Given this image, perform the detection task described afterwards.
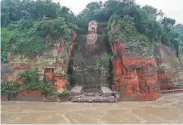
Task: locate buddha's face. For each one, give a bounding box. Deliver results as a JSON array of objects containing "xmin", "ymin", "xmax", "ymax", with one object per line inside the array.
[{"xmin": 88, "ymin": 20, "xmax": 98, "ymax": 33}]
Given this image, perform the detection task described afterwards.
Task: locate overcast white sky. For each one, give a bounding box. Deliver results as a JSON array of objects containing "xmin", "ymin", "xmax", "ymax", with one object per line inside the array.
[{"xmin": 53, "ymin": 0, "xmax": 183, "ymax": 24}]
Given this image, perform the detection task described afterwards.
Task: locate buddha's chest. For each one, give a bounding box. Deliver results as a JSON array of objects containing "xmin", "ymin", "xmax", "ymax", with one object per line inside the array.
[{"xmin": 80, "ymin": 36, "xmax": 107, "ymax": 57}]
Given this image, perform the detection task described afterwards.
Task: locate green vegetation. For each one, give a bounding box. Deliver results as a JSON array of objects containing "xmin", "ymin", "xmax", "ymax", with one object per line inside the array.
[
  {"xmin": 1, "ymin": 69, "xmax": 70, "ymax": 99},
  {"xmin": 1, "ymin": 0, "xmax": 183, "ymax": 63},
  {"xmin": 1, "ymin": 0, "xmax": 78, "ymax": 62},
  {"xmin": 1, "ymin": 82, "xmax": 23, "ymax": 99}
]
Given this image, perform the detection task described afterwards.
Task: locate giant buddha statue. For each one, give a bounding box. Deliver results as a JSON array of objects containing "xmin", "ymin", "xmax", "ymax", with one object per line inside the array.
[{"xmin": 69, "ymin": 20, "xmax": 114, "ymax": 102}]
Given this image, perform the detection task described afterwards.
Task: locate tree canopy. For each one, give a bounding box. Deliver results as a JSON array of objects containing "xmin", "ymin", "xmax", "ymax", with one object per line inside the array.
[{"xmin": 1, "ymin": 0, "xmax": 183, "ymax": 62}]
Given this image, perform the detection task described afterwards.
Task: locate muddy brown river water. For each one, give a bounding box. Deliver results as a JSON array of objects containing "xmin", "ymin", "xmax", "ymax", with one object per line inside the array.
[{"xmin": 1, "ymin": 93, "xmax": 183, "ymax": 124}]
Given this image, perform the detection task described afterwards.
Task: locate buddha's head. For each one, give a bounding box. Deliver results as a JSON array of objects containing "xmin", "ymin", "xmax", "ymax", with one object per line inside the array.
[{"xmin": 88, "ymin": 20, "xmax": 98, "ymax": 33}]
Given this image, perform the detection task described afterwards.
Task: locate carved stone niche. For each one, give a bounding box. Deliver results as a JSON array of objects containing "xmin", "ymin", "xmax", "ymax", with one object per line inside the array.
[
  {"xmin": 54, "ymin": 73, "xmax": 66, "ymax": 93},
  {"xmin": 69, "ymin": 20, "xmax": 112, "ymax": 100}
]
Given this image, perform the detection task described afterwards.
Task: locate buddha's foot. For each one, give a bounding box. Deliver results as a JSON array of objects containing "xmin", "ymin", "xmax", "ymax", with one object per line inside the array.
[
  {"xmin": 70, "ymin": 85, "xmax": 83, "ymax": 96},
  {"xmin": 101, "ymin": 86, "xmax": 113, "ymax": 97}
]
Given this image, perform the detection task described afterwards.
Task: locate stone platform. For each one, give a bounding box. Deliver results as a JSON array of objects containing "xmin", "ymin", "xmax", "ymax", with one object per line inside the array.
[
  {"xmin": 70, "ymin": 86, "xmax": 116, "ymax": 102},
  {"xmin": 71, "ymin": 95, "xmax": 116, "ymax": 102}
]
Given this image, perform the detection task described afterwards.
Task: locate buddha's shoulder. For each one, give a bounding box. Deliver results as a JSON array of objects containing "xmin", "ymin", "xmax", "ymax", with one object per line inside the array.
[{"xmin": 77, "ymin": 34, "xmax": 107, "ymax": 40}]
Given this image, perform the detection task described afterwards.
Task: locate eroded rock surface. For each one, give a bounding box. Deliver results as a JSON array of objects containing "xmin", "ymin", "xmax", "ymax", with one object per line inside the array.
[
  {"xmin": 2, "ymin": 32, "xmax": 77, "ymax": 94},
  {"xmin": 155, "ymin": 43, "xmax": 183, "ymax": 89},
  {"xmin": 1, "ymin": 20, "xmax": 183, "ymax": 102},
  {"xmin": 112, "ymin": 41, "xmax": 160, "ymax": 101}
]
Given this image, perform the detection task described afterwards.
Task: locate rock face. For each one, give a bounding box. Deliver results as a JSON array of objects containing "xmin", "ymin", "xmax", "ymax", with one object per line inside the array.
[
  {"xmin": 2, "ymin": 32, "xmax": 77, "ymax": 94},
  {"xmin": 112, "ymin": 41, "xmax": 160, "ymax": 101},
  {"xmin": 154, "ymin": 43, "xmax": 183, "ymax": 89},
  {"xmin": 2, "ymin": 20, "xmax": 183, "ymax": 102}
]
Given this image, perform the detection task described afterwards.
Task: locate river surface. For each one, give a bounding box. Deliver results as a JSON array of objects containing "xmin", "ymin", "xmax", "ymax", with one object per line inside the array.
[{"xmin": 1, "ymin": 93, "xmax": 183, "ymax": 124}]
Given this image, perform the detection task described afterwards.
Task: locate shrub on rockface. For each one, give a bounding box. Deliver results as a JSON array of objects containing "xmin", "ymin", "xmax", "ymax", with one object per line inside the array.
[
  {"xmin": 1, "ymin": 28, "xmax": 13, "ymax": 63},
  {"xmin": 107, "ymin": 15, "xmax": 153, "ymax": 56},
  {"xmin": 1, "ymin": 69, "xmax": 57, "ymax": 97},
  {"xmin": 1, "ymin": 17, "xmax": 77, "ymax": 60},
  {"xmin": 1, "ymin": 0, "xmax": 77, "ymax": 62}
]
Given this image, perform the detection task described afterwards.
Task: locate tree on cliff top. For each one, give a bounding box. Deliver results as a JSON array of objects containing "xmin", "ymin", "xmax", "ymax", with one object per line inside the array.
[
  {"xmin": 1, "ymin": 0, "xmax": 78, "ymax": 62},
  {"xmin": 1, "ymin": 0, "xmax": 183, "ymax": 62},
  {"xmin": 77, "ymin": 0, "xmax": 182, "ymax": 56}
]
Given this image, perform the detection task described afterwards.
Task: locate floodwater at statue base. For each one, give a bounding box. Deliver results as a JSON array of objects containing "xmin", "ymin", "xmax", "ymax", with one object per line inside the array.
[{"xmin": 1, "ymin": 93, "xmax": 183, "ymax": 124}]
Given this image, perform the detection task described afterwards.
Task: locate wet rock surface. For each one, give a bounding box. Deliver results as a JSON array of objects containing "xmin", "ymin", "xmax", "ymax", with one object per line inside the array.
[{"xmin": 2, "ymin": 93, "xmax": 183, "ymax": 124}]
